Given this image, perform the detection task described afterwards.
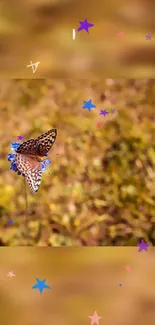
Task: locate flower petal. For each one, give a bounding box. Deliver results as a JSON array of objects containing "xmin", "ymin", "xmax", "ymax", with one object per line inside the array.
[
  {"xmin": 42, "ymin": 162, "xmax": 47, "ymax": 173},
  {"xmin": 10, "ymin": 162, "xmax": 17, "ymax": 171},
  {"xmin": 7, "ymin": 153, "xmax": 15, "ymax": 162},
  {"xmin": 44, "ymin": 159, "xmax": 51, "ymax": 166},
  {"xmin": 42, "ymin": 159, "xmax": 51, "ymax": 173},
  {"xmin": 10, "ymin": 142, "xmax": 21, "ymax": 151}
]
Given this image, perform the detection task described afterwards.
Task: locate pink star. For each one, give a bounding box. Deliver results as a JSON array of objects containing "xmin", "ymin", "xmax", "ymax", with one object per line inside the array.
[
  {"xmin": 146, "ymin": 33, "xmax": 152, "ymax": 40},
  {"xmin": 88, "ymin": 311, "xmax": 102, "ymax": 325},
  {"xmin": 118, "ymin": 32, "xmax": 124, "ymax": 38},
  {"xmin": 125, "ymin": 265, "xmax": 131, "ymax": 272},
  {"xmin": 7, "ymin": 271, "xmax": 15, "ymax": 277}
]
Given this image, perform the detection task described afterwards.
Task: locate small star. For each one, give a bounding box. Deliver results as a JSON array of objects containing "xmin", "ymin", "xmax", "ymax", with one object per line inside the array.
[
  {"xmin": 138, "ymin": 205, "xmax": 143, "ymax": 211},
  {"xmin": 17, "ymin": 135, "xmax": 24, "ymax": 141},
  {"xmin": 88, "ymin": 311, "xmax": 102, "ymax": 325},
  {"xmin": 146, "ymin": 34, "xmax": 152, "ymax": 40},
  {"xmin": 32, "ymin": 278, "xmax": 51, "ymax": 294},
  {"xmin": 99, "ymin": 109, "xmax": 109, "ymax": 116},
  {"xmin": 118, "ymin": 32, "xmax": 124, "ymax": 38},
  {"xmin": 82, "ymin": 99, "xmax": 96, "ymax": 111},
  {"xmin": 8, "ymin": 220, "xmax": 13, "ymax": 225},
  {"xmin": 110, "ymin": 108, "xmax": 116, "ymax": 114},
  {"xmin": 77, "ymin": 19, "xmax": 94, "ymax": 33},
  {"xmin": 97, "ymin": 122, "xmax": 102, "ymax": 128},
  {"xmin": 119, "ymin": 283, "xmax": 122, "ymax": 287},
  {"xmin": 7, "ymin": 271, "xmax": 15, "ymax": 277},
  {"xmin": 125, "ymin": 265, "xmax": 131, "ymax": 272},
  {"xmin": 137, "ymin": 239, "xmax": 150, "ymax": 252}
]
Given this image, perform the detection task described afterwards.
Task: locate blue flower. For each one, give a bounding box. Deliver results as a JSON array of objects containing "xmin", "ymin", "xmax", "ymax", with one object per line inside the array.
[
  {"xmin": 8, "ymin": 153, "xmax": 16, "ymax": 162},
  {"xmin": 10, "ymin": 142, "xmax": 21, "ymax": 151},
  {"xmin": 8, "ymin": 141, "xmax": 51, "ymax": 176},
  {"xmin": 42, "ymin": 159, "xmax": 51, "ymax": 172}
]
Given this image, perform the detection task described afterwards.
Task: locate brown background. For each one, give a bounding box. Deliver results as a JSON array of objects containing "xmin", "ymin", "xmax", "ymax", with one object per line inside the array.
[
  {"xmin": 0, "ymin": 0, "xmax": 154, "ymax": 78},
  {"xmin": 0, "ymin": 79, "xmax": 155, "ymax": 246},
  {"xmin": 1, "ymin": 1, "xmax": 155, "ymax": 324},
  {"xmin": 0, "ymin": 247, "xmax": 155, "ymax": 325}
]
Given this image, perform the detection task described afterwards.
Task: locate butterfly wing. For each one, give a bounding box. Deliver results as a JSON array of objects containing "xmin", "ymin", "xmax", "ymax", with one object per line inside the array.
[
  {"xmin": 36, "ymin": 128, "xmax": 57, "ymax": 156},
  {"xmin": 16, "ymin": 129, "xmax": 57, "ymax": 157},
  {"xmin": 15, "ymin": 153, "xmax": 42, "ymax": 193},
  {"xmin": 14, "ymin": 129, "xmax": 57, "ymax": 193},
  {"xmin": 16, "ymin": 139, "xmax": 37, "ymax": 155},
  {"xmin": 25, "ymin": 166, "xmax": 42, "ymax": 194}
]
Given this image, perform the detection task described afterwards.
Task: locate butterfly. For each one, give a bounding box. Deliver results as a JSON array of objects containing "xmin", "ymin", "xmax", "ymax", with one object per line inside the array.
[{"xmin": 15, "ymin": 129, "xmax": 57, "ymax": 194}]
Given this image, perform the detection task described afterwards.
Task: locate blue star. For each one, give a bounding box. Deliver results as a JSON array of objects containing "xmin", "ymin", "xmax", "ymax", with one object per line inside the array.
[
  {"xmin": 77, "ymin": 19, "xmax": 94, "ymax": 33},
  {"xmin": 82, "ymin": 99, "xmax": 96, "ymax": 111},
  {"xmin": 32, "ymin": 278, "xmax": 51, "ymax": 294},
  {"xmin": 99, "ymin": 109, "xmax": 109, "ymax": 116}
]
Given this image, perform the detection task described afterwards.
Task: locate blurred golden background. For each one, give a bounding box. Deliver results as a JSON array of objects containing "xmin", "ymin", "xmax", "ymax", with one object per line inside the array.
[
  {"xmin": 0, "ymin": 78, "xmax": 155, "ymax": 246},
  {"xmin": 0, "ymin": 247, "xmax": 155, "ymax": 325},
  {"xmin": 0, "ymin": 0, "xmax": 155, "ymax": 78}
]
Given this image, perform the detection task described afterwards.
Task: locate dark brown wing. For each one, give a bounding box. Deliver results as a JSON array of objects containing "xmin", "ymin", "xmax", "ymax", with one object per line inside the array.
[
  {"xmin": 36, "ymin": 128, "xmax": 57, "ymax": 156},
  {"xmin": 16, "ymin": 129, "xmax": 57, "ymax": 156},
  {"xmin": 16, "ymin": 138, "xmax": 37, "ymax": 155}
]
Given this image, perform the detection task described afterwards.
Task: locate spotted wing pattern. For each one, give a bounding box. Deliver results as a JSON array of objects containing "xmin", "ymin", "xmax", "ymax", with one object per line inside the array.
[
  {"xmin": 25, "ymin": 166, "xmax": 42, "ymax": 194},
  {"xmin": 16, "ymin": 129, "xmax": 57, "ymax": 156},
  {"xmin": 15, "ymin": 153, "xmax": 42, "ymax": 194}
]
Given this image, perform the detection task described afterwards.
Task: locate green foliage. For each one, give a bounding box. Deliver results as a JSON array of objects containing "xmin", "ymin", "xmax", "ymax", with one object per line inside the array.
[{"xmin": 0, "ymin": 79, "xmax": 155, "ymax": 246}]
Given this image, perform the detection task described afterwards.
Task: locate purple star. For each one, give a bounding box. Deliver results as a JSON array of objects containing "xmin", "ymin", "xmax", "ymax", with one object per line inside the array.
[
  {"xmin": 146, "ymin": 34, "xmax": 152, "ymax": 40},
  {"xmin": 8, "ymin": 220, "xmax": 13, "ymax": 225},
  {"xmin": 77, "ymin": 19, "xmax": 94, "ymax": 33},
  {"xmin": 17, "ymin": 135, "xmax": 24, "ymax": 141},
  {"xmin": 137, "ymin": 239, "xmax": 150, "ymax": 252},
  {"xmin": 99, "ymin": 109, "xmax": 109, "ymax": 116},
  {"xmin": 110, "ymin": 108, "xmax": 116, "ymax": 114}
]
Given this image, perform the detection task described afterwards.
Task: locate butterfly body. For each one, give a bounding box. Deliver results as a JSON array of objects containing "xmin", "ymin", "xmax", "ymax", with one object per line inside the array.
[{"xmin": 15, "ymin": 129, "xmax": 57, "ymax": 193}]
